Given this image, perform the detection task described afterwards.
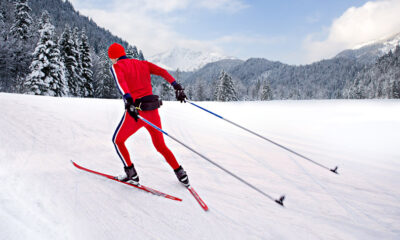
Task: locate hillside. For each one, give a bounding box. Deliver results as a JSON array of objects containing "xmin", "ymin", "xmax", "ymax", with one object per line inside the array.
[
  {"xmin": 179, "ymin": 57, "xmax": 365, "ymax": 100},
  {"xmin": 1, "ymin": 93, "xmax": 399, "ymax": 239},
  {"xmin": 177, "ymin": 33, "xmax": 400, "ymax": 101},
  {"xmin": 0, "ymin": 0, "xmax": 140, "ymax": 98},
  {"xmin": 336, "ymin": 32, "xmax": 400, "ymax": 64},
  {"xmin": 1, "ymin": 0, "xmax": 128, "ymax": 54}
]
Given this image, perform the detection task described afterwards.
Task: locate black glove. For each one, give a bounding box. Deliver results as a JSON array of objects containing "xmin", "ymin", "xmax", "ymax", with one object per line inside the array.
[
  {"xmin": 124, "ymin": 94, "xmax": 139, "ymax": 121},
  {"xmin": 173, "ymin": 83, "xmax": 187, "ymax": 103}
]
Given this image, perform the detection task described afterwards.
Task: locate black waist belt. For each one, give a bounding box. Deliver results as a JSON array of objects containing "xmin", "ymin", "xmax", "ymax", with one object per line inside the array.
[{"xmin": 134, "ymin": 95, "xmax": 162, "ymax": 111}]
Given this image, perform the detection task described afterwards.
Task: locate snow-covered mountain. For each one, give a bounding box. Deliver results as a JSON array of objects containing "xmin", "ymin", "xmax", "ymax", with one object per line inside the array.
[
  {"xmin": 335, "ymin": 32, "xmax": 400, "ymax": 64},
  {"xmin": 148, "ymin": 47, "xmax": 235, "ymax": 72}
]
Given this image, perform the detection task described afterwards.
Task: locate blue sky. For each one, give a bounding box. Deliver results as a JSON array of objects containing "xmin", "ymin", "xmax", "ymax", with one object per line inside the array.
[{"xmin": 69, "ymin": 0, "xmax": 400, "ymax": 65}]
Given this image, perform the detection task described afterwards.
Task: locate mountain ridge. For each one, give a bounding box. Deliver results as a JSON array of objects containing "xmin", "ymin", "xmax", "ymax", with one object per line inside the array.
[
  {"xmin": 335, "ymin": 32, "xmax": 400, "ymax": 64},
  {"xmin": 149, "ymin": 47, "xmax": 236, "ymax": 71}
]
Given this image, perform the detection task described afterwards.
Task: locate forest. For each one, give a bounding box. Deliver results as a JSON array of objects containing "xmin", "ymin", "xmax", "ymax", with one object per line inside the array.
[{"xmin": 1, "ymin": 0, "xmax": 399, "ymax": 101}]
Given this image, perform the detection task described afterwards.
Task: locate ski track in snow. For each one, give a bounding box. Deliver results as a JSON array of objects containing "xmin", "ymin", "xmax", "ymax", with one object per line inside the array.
[{"xmin": 0, "ymin": 93, "xmax": 400, "ymax": 240}]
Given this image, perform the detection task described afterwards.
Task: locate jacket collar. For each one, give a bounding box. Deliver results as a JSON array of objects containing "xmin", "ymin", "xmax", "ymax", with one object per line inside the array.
[{"xmin": 118, "ymin": 55, "xmax": 128, "ymax": 61}]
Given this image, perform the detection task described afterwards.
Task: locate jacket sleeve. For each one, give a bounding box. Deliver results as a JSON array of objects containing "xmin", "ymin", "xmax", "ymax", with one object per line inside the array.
[
  {"xmin": 110, "ymin": 64, "xmax": 130, "ymax": 95},
  {"xmin": 146, "ymin": 61, "xmax": 176, "ymax": 84}
]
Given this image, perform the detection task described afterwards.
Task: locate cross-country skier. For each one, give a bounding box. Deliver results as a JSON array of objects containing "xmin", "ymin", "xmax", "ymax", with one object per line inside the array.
[{"xmin": 108, "ymin": 43, "xmax": 189, "ymax": 187}]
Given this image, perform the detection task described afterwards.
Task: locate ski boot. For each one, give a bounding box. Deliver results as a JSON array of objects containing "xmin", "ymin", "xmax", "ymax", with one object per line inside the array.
[
  {"xmin": 174, "ymin": 165, "xmax": 190, "ymax": 187},
  {"xmin": 117, "ymin": 164, "xmax": 139, "ymax": 185}
]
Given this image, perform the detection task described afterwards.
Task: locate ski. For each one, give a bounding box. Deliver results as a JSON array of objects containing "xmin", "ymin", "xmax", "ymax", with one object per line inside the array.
[
  {"xmin": 187, "ymin": 185, "xmax": 208, "ymax": 211},
  {"xmin": 71, "ymin": 161, "xmax": 182, "ymax": 202}
]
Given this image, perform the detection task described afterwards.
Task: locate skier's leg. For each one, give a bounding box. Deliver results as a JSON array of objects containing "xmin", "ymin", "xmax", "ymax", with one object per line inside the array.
[
  {"xmin": 112, "ymin": 111, "xmax": 143, "ymax": 167},
  {"xmin": 143, "ymin": 110, "xmax": 180, "ymax": 170},
  {"xmin": 142, "ymin": 110, "xmax": 190, "ymax": 186}
]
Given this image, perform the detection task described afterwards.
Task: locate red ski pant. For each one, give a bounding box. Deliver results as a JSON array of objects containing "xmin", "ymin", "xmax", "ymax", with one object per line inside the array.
[{"xmin": 112, "ymin": 109, "xmax": 180, "ymax": 170}]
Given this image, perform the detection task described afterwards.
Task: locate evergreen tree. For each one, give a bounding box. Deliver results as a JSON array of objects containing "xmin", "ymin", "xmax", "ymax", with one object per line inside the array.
[
  {"xmin": 138, "ymin": 50, "xmax": 145, "ymax": 60},
  {"xmin": 345, "ymin": 44, "xmax": 400, "ymax": 99},
  {"xmin": 160, "ymin": 81, "xmax": 174, "ymax": 100},
  {"xmin": 73, "ymin": 26, "xmax": 85, "ymax": 95},
  {"xmin": 213, "ymin": 79, "xmax": 220, "ymax": 101},
  {"xmin": 58, "ymin": 25, "xmax": 81, "ymax": 96},
  {"xmin": 126, "ymin": 45, "xmax": 139, "ymax": 59},
  {"xmin": 4, "ymin": 0, "xmax": 33, "ymax": 93},
  {"xmin": 24, "ymin": 11, "xmax": 66, "ymax": 96},
  {"xmin": 10, "ymin": 0, "xmax": 32, "ymax": 40},
  {"xmin": 0, "ymin": 11, "xmax": 4, "ymax": 26},
  {"xmin": 260, "ymin": 81, "xmax": 273, "ymax": 100},
  {"xmin": 175, "ymin": 68, "xmax": 181, "ymax": 82},
  {"xmin": 195, "ymin": 81, "xmax": 206, "ymax": 101},
  {"xmin": 93, "ymin": 53, "xmax": 118, "ymax": 98},
  {"xmin": 186, "ymin": 84, "xmax": 194, "ymax": 100},
  {"xmin": 252, "ymin": 79, "xmax": 261, "ymax": 100},
  {"xmin": 0, "ymin": 0, "xmax": 136, "ymax": 97},
  {"xmin": 72, "ymin": 27, "xmax": 83, "ymax": 77},
  {"xmin": 8, "ymin": 36, "xmax": 33, "ymax": 93},
  {"xmin": 215, "ymin": 70, "xmax": 238, "ymax": 101},
  {"xmin": 79, "ymin": 28, "xmax": 94, "ymax": 97}
]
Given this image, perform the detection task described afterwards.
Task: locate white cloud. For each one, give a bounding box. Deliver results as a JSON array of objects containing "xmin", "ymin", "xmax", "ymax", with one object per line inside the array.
[
  {"xmin": 72, "ymin": 0, "xmax": 247, "ymax": 57},
  {"xmin": 303, "ymin": 0, "xmax": 400, "ymax": 63},
  {"xmin": 196, "ymin": 0, "xmax": 249, "ymax": 13},
  {"xmin": 133, "ymin": 0, "xmax": 190, "ymax": 13}
]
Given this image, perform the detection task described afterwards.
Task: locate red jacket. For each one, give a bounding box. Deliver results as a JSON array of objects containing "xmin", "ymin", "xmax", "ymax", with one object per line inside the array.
[{"xmin": 110, "ymin": 56, "xmax": 175, "ymax": 100}]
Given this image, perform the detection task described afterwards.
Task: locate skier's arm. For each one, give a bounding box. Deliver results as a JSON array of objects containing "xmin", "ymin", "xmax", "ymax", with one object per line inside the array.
[
  {"xmin": 146, "ymin": 61, "xmax": 186, "ymax": 102},
  {"xmin": 146, "ymin": 61, "xmax": 176, "ymax": 84},
  {"xmin": 110, "ymin": 64, "xmax": 130, "ymax": 95}
]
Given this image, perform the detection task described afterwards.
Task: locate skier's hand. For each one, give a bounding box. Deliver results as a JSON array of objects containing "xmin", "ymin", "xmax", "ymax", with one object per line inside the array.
[
  {"xmin": 127, "ymin": 104, "xmax": 139, "ymax": 122},
  {"xmin": 173, "ymin": 83, "xmax": 187, "ymax": 103},
  {"xmin": 124, "ymin": 94, "xmax": 139, "ymax": 121}
]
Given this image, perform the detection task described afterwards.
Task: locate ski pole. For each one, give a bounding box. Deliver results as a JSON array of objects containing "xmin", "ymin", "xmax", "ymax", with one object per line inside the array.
[
  {"xmin": 137, "ymin": 114, "xmax": 286, "ymax": 206},
  {"xmin": 185, "ymin": 100, "xmax": 339, "ymax": 175}
]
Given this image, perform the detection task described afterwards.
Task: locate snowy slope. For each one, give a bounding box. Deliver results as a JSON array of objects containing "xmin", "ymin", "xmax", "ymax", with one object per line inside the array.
[
  {"xmin": 0, "ymin": 93, "xmax": 400, "ymax": 240},
  {"xmin": 148, "ymin": 47, "xmax": 234, "ymax": 71}
]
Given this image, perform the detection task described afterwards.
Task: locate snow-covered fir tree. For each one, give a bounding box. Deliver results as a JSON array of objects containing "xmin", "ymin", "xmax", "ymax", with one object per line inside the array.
[
  {"xmin": 24, "ymin": 11, "xmax": 66, "ymax": 96},
  {"xmin": 126, "ymin": 45, "xmax": 139, "ymax": 59},
  {"xmin": 93, "ymin": 53, "xmax": 118, "ymax": 98},
  {"xmin": 79, "ymin": 28, "xmax": 94, "ymax": 97},
  {"xmin": 72, "ymin": 27, "xmax": 83, "ymax": 79},
  {"xmin": 195, "ymin": 81, "xmax": 206, "ymax": 101},
  {"xmin": 0, "ymin": 10, "xmax": 4, "ymax": 26},
  {"xmin": 213, "ymin": 79, "xmax": 219, "ymax": 100},
  {"xmin": 175, "ymin": 68, "xmax": 181, "ymax": 82},
  {"xmin": 10, "ymin": 0, "xmax": 32, "ymax": 40},
  {"xmin": 215, "ymin": 70, "xmax": 238, "ymax": 101},
  {"xmin": 345, "ymin": 45, "xmax": 400, "ymax": 99},
  {"xmin": 3, "ymin": 0, "xmax": 34, "ymax": 93},
  {"xmin": 252, "ymin": 79, "xmax": 262, "ymax": 100},
  {"xmin": 58, "ymin": 25, "xmax": 81, "ymax": 96},
  {"xmin": 160, "ymin": 81, "xmax": 174, "ymax": 100},
  {"xmin": 138, "ymin": 50, "xmax": 145, "ymax": 60},
  {"xmin": 1, "ymin": 0, "xmax": 144, "ymax": 96},
  {"xmin": 260, "ymin": 81, "xmax": 273, "ymax": 100},
  {"xmin": 186, "ymin": 85, "xmax": 194, "ymax": 100}
]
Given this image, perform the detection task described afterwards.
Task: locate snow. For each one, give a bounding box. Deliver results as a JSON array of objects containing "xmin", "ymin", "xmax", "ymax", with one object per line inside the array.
[{"xmin": 0, "ymin": 93, "xmax": 399, "ymax": 240}]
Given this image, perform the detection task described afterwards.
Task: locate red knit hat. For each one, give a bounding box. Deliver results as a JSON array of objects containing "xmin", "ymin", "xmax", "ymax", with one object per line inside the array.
[{"xmin": 108, "ymin": 43, "xmax": 126, "ymax": 59}]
